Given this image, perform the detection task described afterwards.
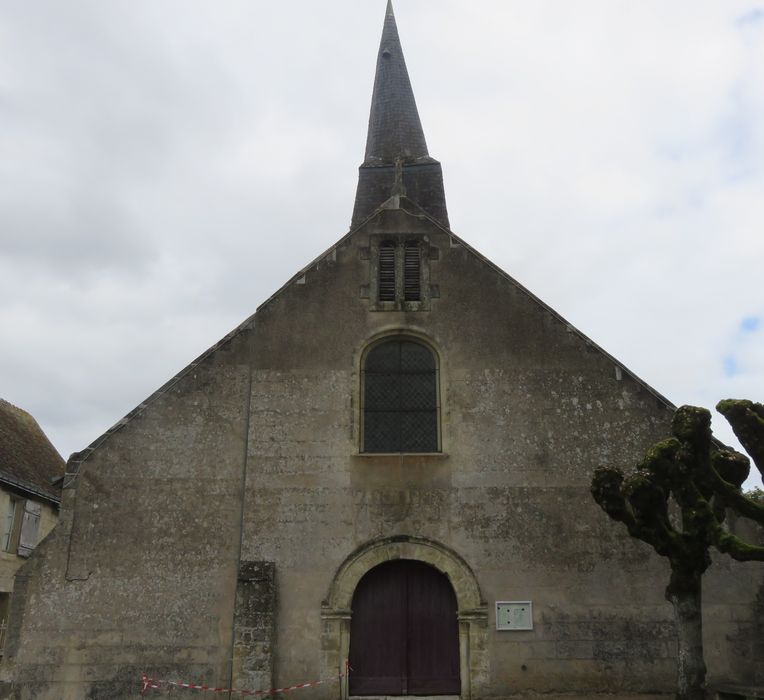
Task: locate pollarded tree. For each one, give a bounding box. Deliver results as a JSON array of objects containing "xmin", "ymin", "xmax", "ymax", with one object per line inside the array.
[
  {"xmin": 591, "ymin": 401, "xmax": 764, "ymax": 700},
  {"xmin": 714, "ymin": 399, "xmax": 764, "ymax": 528}
]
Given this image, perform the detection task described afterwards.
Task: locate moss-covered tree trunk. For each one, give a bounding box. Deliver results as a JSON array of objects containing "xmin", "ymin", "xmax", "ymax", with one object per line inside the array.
[{"xmin": 668, "ymin": 571, "xmax": 706, "ymax": 700}]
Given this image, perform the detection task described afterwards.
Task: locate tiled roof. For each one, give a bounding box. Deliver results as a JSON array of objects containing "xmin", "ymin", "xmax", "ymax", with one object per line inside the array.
[{"xmin": 0, "ymin": 399, "xmax": 64, "ymax": 503}]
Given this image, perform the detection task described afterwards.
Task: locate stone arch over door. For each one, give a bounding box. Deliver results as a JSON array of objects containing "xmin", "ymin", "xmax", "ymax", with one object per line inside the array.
[{"xmin": 321, "ymin": 536, "xmax": 488, "ymax": 700}]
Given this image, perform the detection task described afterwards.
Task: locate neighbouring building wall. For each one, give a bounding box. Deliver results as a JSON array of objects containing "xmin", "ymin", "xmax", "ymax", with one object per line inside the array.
[
  {"xmin": 0, "ymin": 492, "xmax": 58, "ymax": 593},
  {"xmin": 0, "ymin": 397, "xmax": 65, "ymax": 660}
]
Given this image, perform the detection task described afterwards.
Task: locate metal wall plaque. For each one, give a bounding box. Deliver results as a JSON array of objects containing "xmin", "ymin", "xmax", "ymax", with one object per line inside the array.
[{"xmin": 495, "ymin": 601, "xmax": 533, "ymax": 631}]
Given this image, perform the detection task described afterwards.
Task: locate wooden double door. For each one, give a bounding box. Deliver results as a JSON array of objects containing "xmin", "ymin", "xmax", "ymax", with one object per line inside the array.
[{"xmin": 349, "ymin": 560, "xmax": 461, "ymax": 696}]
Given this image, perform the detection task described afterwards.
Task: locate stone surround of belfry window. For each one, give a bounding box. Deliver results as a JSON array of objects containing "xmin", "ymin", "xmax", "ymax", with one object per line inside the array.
[{"xmin": 360, "ymin": 235, "xmax": 437, "ymax": 311}]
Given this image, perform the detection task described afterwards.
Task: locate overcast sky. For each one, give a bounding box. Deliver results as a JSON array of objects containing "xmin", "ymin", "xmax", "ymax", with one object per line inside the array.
[{"xmin": 1, "ymin": 1, "xmax": 762, "ymax": 488}]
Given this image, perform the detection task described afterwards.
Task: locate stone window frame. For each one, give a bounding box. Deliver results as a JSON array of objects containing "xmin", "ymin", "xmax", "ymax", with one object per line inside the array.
[
  {"xmin": 367, "ymin": 234, "xmax": 433, "ymax": 312},
  {"xmin": 358, "ymin": 333, "xmax": 442, "ymax": 455}
]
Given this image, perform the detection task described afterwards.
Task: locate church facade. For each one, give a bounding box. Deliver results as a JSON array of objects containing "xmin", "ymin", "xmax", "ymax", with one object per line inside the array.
[{"xmin": 3, "ymin": 4, "xmax": 762, "ymax": 699}]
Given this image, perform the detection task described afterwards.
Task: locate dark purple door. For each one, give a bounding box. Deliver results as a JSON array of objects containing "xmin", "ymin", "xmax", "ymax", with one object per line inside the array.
[{"xmin": 349, "ymin": 560, "xmax": 460, "ymax": 696}]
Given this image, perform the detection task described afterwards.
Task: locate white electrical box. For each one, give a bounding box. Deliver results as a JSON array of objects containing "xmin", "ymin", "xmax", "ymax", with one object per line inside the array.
[{"xmin": 496, "ymin": 601, "xmax": 533, "ymax": 631}]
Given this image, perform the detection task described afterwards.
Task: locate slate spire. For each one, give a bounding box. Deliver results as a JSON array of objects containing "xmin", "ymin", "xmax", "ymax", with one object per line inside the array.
[
  {"xmin": 363, "ymin": 0, "xmax": 429, "ymax": 165},
  {"xmin": 351, "ymin": 1, "xmax": 449, "ymax": 229}
]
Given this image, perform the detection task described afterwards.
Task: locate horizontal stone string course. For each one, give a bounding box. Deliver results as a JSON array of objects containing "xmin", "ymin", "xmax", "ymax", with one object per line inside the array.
[{"xmin": 141, "ymin": 665, "xmax": 351, "ymax": 697}]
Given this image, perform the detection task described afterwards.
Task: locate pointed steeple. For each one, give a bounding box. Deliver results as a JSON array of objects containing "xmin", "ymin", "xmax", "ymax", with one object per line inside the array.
[
  {"xmin": 363, "ymin": 1, "xmax": 430, "ymax": 165},
  {"xmin": 351, "ymin": 1, "xmax": 449, "ymax": 229}
]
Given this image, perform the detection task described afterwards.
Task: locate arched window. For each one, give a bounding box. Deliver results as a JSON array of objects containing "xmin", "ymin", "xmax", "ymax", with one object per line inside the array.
[{"xmin": 362, "ymin": 339, "xmax": 439, "ymax": 453}]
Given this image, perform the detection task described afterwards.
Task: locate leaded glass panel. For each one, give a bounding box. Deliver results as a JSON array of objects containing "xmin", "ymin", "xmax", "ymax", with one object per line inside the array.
[
  {"xmin": 364, "ymin": 412, "xmax": 401, "ymax": 453},
  {"xmin": 363, "ymin": 339, "xmax": 438, "ymax": 453},
  {"xmin": 399, "ymin": 341, "xmax": 435, "ymax": 372},
  {"xmin": 400, "ymin": 411, "xmax": 438, "ymax": 453},
  {"xmin": 365, "ymin": 374, "xmax": 400, "ymax": 410},
  {"xmin": 366, "ymin": 342, "xmax": 400, "ymax": 373},
  {"xmin": 400, "ymin": 375, "xmax": 437, "ymax": 410}
]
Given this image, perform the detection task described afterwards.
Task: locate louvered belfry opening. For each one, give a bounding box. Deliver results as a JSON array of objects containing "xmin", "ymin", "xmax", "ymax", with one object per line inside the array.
[
  {"xmin": 378, "ymin": 241, "xmax": 396, "ymax": 302},
  {"xmin": 403, "ymin": 241, "xmax": 420, "ymax": 301},
  {"xmin": 363, "ymin": 339, "xmax": 438, "ymax": 453}
]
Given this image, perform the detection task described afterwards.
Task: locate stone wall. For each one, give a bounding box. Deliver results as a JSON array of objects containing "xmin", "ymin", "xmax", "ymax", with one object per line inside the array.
[
  {"xmin": 1, "ymin": 329, "xmax": 253, "ymax": 699},
  {"xmin": 3, "ymin": 205, "xmax": 762, "ymax": 698}
]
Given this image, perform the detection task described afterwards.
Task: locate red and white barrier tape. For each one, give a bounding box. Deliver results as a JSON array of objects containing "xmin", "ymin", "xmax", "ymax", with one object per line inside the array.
[{"xmin": 141, "ymin": 663, "xmax": 351, "ymax": 697}]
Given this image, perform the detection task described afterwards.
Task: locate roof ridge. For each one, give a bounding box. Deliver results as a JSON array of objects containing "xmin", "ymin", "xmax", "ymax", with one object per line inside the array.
[{"xmin": 1, "ymin": 397, "xmax": 33, "ymax": 419}]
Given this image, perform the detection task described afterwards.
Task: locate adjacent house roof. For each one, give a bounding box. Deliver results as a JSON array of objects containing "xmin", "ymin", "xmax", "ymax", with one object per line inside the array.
[{"xmin": 0, "ymin": 399, "xmax": 64, "ymax": 504}]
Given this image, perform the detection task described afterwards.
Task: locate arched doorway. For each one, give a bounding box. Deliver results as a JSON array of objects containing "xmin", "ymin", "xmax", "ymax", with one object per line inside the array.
[
  {"xmin": 349, "ymin": 560, "xmax": 460, "ymax": 696},
  {"xmin": 320, "ymin": 535, "xmax": 488, "ymax": 700}
]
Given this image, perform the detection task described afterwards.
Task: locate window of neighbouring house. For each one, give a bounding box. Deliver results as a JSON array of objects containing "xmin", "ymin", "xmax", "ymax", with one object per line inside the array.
[
  {"xmin": 2, "ymin": 498, "xmax": 20, "ymax": 553},
  {"xmin": 2, "ymin": 498, "xmax": 40, "ymax": 557},
  {"xmin": 17, "ymin": 501, "xmax": 41, "ymax": 558},
  {"xmin": 362, "ymin": 338, "xmax": 439, "ymax": 453}
]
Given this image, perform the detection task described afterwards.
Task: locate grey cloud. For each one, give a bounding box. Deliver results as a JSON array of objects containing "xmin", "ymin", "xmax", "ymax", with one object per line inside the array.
[{"xmin": 0, "ymin": 1, "xmax": 762, "ymax": 490}]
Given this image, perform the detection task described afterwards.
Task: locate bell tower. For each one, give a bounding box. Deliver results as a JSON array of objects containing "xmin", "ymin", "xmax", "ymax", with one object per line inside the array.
[{"xmin": 351, "ymin": 1, "xmax": 449, "ymax": 228}]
